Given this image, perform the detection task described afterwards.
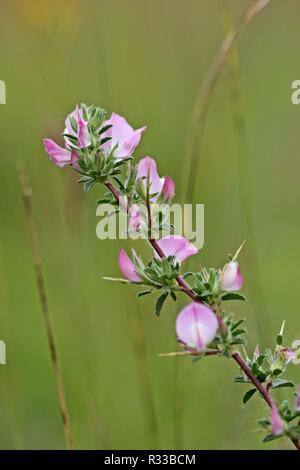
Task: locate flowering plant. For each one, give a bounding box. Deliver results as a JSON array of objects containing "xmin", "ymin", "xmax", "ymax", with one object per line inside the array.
[{"xmin": 44, "ymin": 104, "xmax": 300, "ymax": 450}]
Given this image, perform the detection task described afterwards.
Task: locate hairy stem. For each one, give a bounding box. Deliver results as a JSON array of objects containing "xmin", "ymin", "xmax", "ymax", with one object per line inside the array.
[
  {"xmin": 232, "ymin": 352, "xmax": 300, "ymax": 451},
  {"xmin": 105, "ymin": 180, "xmax": 300, "ymax": 450},
  {"xmin": 19, "ymin": 165, "xmax": 74, "ymax": 450}
]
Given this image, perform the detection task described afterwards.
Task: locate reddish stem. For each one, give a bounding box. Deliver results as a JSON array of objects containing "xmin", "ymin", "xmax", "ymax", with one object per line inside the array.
[{"xmin": 105, "ymin": 181, "xmax": 300, "ymax": 450}]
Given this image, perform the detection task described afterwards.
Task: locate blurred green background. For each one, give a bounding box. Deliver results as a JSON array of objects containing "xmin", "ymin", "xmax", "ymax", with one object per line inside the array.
[{"xmin": 0, "ymin": 0, "xmax": 300, "ymax": 450}]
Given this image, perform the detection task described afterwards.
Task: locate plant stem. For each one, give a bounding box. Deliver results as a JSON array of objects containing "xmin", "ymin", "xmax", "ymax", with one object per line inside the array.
[
  {"xmin": 232, "ymin": 352, "xmax": 272, "ymax": 406},
  {"xmin": 105, "ymin": 180, "xmax": 300, "ymax": 450},
  {"xmin": 232, "ymin": 352, "xmax": 300, "ymax": 451},
  {"xmin": 19, "ymin": 165, "xmax": 74, "ymax": 450},
  {"xmin": 184, "ymin": 0, "xmax": 272, "ymax": 203}
]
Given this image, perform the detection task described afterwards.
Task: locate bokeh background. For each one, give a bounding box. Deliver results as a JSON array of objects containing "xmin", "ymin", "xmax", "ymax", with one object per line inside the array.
[{"xmin": 0, "ymin": 0, "xmax": 300, "ymax": 450}]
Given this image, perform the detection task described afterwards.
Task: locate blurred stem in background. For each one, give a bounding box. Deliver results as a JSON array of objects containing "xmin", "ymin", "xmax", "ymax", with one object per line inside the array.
[
  {"xmin": 184, "ymin": 0, "xmax": 272, "ymax": 204},
  {"xmin": 127, "ymin": 299, "xmax": 158, "ymax": 448},
  {"xmin": 19, "ymin": 165, "xmax": 74, "ymax": 450},
  {"xmin": 222, "ymin": 0, "xmax": 269, "ymax": 337},
  {"xmin": 178, "ymin": 0, "xmax": 272, "ymax": 447}
]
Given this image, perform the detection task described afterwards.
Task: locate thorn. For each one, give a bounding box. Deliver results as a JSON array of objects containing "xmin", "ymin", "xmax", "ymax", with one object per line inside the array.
[
  {"xmin": 232, "ymin": 240, "xmax": 246, "ymax": 262},
  {"xmin": 279, "ymin": 320, "xmax": 286, "ymax": 337}
]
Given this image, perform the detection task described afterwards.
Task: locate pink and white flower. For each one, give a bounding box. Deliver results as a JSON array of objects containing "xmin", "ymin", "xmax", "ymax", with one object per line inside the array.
[
  {"xmin": 220, "ymin": 261, "xmax": 243, "ymax": 291},
  {"xmin": 64, "ymin": 105, "xmax": 91, "ymax": 148},
  {"xmin": 101, "ymin": 112, "xmax": 146, "ymax": 159},
  {"xmin": 176, "ymin": 302, "xmax": 218, "ymax": 351},
  {"xmin": 155, "ymin": 235, "xmax": 198, "ymax": 264},
  {"xmin": 137, "ymin": 157, "xmax": 175, "ymax": 201},
  {"xmin": 43, "ymin": 139, "xmax": 73, "ymax": 168},
  {"xmin": 118, "ymin": 248, "xmax": 142, "ymax": 282},
  {"xmin": 44, "ymin": 105, "xmax": 90, "ymax": 168}
]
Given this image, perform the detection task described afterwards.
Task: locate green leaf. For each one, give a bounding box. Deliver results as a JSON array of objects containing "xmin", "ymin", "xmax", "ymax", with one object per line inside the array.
[
  {"xmin": 271, "ymin": 379, "xmax": 295, "ymax": 389},
  {"xmin": 256, "ymin": 355, "xmax": 265, "ymax": 367},
  {"xmin": 98, "ymin": 124, "xmax": 112, "ymax": 135},
  {"xmin": 137, "ymin": 290, "xmax": 152, "ymax": 298},
  {"xmin": 100, "ymin": 136, "xmax": 112, "ymax": 145},
  {"xmin": 232, "ymin": 328, "xmax": 247, "ymax": 337},
  {"xmin": 243, "ymin": 388, "xmax": 257, "ymax": 404},
  {"xmin": 182, "ymin": 272, "xmax": 193, "ymax": 279},
  {"xmin": 230, "ymin": 339, "xmax": 245, "ymax": 345},
  {"xmin": 276, "ymin": 334, "xmax": 283, "ymax": 346},
  {"xmin": 257, "ymin": 418, "xmax": 270, "ymax": 430},
  {"xmin": 192, "ymin": 355, "xmax": 203, "ymax": 364},
  {"xmin": 233, "ymin": 375, "xmax": 247, "ymax": 383},
  {"xmin": 155, "ymin": 292, "xmax": 168, "ymax": 317},
  {"xmin": 263, "ymin": 433, "xmax": 281, "ymax": 443},
  {"xmin": 170, "ymin": 291, "xmax": 177, "ymax": 302},
  {"xmin": 272, "ymin": 369, "xmax": 282, "ymax": 377},
  {"xmin": 288, "ymin": 425, "xmax": 300, "ymax": 440},
  {"xmin": 83, "ymin": 179, "xmax": 96, "ymax": 192},
  {"xmin": 231, "ymin": 319, "xmax": 245, "ymax": 331},
  {"xmin": 221, "ymin": 292, "xmax": 247, "ymax": 301}
]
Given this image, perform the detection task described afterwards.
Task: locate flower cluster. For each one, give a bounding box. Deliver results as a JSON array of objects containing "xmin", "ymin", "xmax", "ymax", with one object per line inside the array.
[{"xmin": 44, "ymin": 104, "xmax": 300, "ymax": 450}]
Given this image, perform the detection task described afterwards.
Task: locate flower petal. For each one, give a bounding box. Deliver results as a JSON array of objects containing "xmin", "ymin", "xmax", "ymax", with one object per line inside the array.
[
  {"xmin": 137, "ymin": 157, "xmax": 164, "ymax": 196},
  {"xmin": 43, "ymin": 139, "xmax": 71, "ymax": 167},
  {"xmin": 161, "ymin": 175, "xmax": 175, "ymax": 201},
  {"xmin": 155, "ymin": 235, "xmax": 198, "ymax": 263},
  {"xmin": 118, "ymin": 248, "xmax": 142, "ymax": 282},
  {"xmin": 101, "ymin": 112, "xmax": 146, "ymax": 159},
  {"xmin": 176, "ymin": 302, "xmax": 218, "ymax": 351},
  {"xmin": 76, "ymin": 107, "xmax": 91, "ymax": 148},
  {"xmin": 271, "ymin": 403, "xmax": 283, "ymax": 436},
  {"xmin": 221, "ymin": 261, "xmax": 243, "ymax": 291},
  {"xmin": 128, "ymin": 204, "xmax": 141, "ymax": 232}
]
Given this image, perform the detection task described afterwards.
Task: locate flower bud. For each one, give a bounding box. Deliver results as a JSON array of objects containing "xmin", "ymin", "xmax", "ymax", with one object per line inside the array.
[
  {"xmin": 270, "ymin": 403, "xmax": 283, "ymax": 436},
  {"xmin": 161, "ymin": 176, "xmax": 175, "ymax": 202},
  {"xmin": 175, "ymin": 302, "xmax": 218, "ymax": 351},
  {"xmin": 220, "ymin": 261, "xmax": 243, "ymax": 291},
  {"xmin": 295, "ymin": 384, "xmax": 300, "ymax": 411}
]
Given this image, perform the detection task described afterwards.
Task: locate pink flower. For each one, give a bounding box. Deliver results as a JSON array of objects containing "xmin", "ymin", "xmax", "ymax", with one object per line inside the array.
[
  {"xmin": 137, "ymin": 157, "xmax": 175, "ymax": 201},
  {"xmin": 128, "ymin": 204, "xmax": 141, "ymax": 232},
  {"xmin": 220, "ymin": 261, "xmax": 243, "ymax": 291},
  {"xmin": 43, "ymin": 139, "xmax": 72, "ymax": 167},
  {"xmin": 161, "ymin": 175, "xmax": 175, "ymax": 202},
  {"xmin": 295, "ymin": 384, "xmax": 300, "ymax": 411},
  {"xmin": 176, "ymin": 302, "xmax": 218, "ymax": 351},
  {"xmin": 101, "ymin": 112, "xmax": 146, "ymax": 159},
  {"xmin": 64, "ymin": 105, "xmax": 91, "ymax": 148},
  {"xmin": 270, "ymin": 403, "xmax": 283, "ymax": 436},
  {"xmin": 155, "ymin": 236, "xmax": 198, "ymax": 264},
  {"xmin": 118, "ymin": 248, "xmax": 142, "ymax": 282}
]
